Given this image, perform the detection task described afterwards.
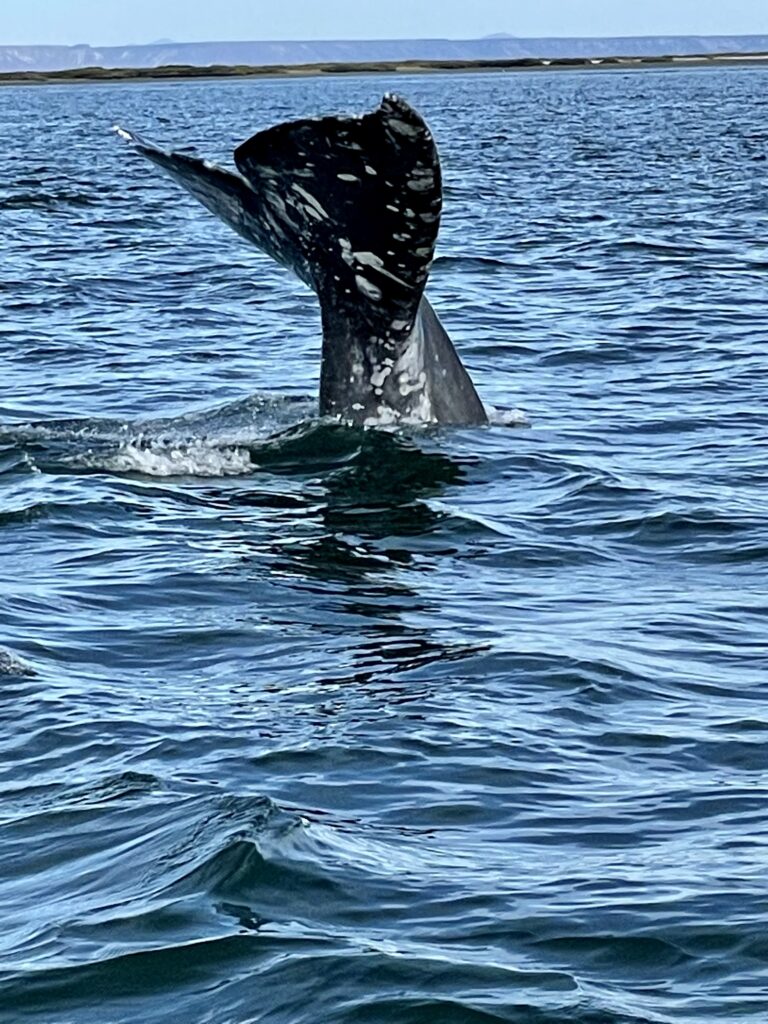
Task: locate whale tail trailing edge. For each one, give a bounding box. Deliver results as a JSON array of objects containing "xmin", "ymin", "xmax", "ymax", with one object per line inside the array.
[{"xmin": 116, "ymin": 96, "xmax": 487, "ymax": 425}]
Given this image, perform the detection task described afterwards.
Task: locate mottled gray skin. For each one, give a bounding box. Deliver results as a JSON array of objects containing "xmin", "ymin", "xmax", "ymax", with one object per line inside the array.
[{"xmin": 116, "ymin": 95, "xmax": 487, "ymax": 426}]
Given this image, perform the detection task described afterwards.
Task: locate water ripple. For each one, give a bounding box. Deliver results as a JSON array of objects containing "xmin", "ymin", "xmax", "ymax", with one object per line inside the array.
[{"xmin": 1, "ymin": 68, "xmax": 767, "ymax": 1024}]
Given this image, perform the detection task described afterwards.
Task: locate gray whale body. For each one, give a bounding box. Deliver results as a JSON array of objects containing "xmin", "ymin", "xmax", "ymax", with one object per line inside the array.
[{"xmin": 117, "ymin": 95, "xmax": 487, "ymax": 427}]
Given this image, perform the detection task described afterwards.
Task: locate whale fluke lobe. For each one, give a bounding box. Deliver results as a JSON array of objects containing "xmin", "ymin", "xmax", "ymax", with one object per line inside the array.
[{"xmin": 116, "ymin": 96, "xmax": 487, "ymax": 426}]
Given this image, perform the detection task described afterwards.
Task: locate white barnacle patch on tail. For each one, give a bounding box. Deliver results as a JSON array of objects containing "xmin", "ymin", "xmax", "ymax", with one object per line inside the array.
[
  {"xmin": 370, "ymin": 363, "xmax": 393, "ymax": 389},
  {"xmin": 353, "ymin": 251, "xmax": 410, "ymax": 289},
  {"xmin": 388, "ymin": 323, "xmax": 435, "ymax": 420},
  {"xmin": 407, "ymin": 179, "xmax": 434, "ymax": 193},
  {"xmin": 355, "ymin": 275, "xmax": 383, "ymax": 301},
  {"xmin": 291, "ymin": 183, "xmax": 329, "ymax": 220},
  {"xmin": 337, "ymin": 173, "xmax": 359, "ymax": 182},
  {"xmin": 398, "ymin": 370, "xmax": 428, "ymax": 397},
  {"xmin": 407, "ymin": 165, "xmax": 436, "ymax": 192},
  {"xmin": 353, "ymin": 251, "xmax": 385, "ymax": 270},
  {"xmin": 364, "ymin": 405, "xmax": 400, "ymax": 428},
  {"xmin": 359, "ymin": 321, "xmax": 437, "ymax": 428},
  {"xmin": 338, "ymin": 244, "xmax": 412, "ymax": 292}
]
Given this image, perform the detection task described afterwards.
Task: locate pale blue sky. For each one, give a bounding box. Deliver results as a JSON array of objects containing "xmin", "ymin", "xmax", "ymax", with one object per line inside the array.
[{"xmin": 4, "ymin": 0, "xmax": 767, "ymax": 46}]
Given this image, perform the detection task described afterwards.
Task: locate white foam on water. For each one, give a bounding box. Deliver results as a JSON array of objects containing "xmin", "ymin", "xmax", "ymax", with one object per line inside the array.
[
  {"xmin": 486, "ymin": 406, "xmax": 529, "ymax": 427},
  {"xmin": 85, "ymin": 441, "xmax": 256, "ymax": 477},
  {"xmin": 0, "ymin": 648, "xmax": 36, "ymax": 676}
]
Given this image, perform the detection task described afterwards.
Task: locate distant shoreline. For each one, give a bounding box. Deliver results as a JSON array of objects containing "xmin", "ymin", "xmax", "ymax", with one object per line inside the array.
[{"xmin": 1, "ymin": 52, "xmax": 767, "ymax": 85}]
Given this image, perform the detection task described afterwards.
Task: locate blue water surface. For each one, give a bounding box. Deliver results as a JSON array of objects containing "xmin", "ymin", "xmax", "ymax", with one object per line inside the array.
[{"xmin": 1, "ymin": 67, "xmax": 767, "ymax": 1024}]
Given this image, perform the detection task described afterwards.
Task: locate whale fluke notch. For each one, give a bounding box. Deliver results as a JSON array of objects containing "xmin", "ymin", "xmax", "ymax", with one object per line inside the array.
[{"xmin": 115, "ymin": 96, "xmax": 487, "ymax": 426}]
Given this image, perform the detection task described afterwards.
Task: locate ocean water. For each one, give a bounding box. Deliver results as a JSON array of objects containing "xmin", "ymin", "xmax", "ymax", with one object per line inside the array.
[{"xmin": 1, "ymin": 67, "xmax": 767, "ymax": 1024}]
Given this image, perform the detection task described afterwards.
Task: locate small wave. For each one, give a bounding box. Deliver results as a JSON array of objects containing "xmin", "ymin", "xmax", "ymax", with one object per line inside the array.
[
  {"xmin": 608, "ymin": 508, "xmax": 749, "ymax": 545},
  {"xmin": 0, "ymin": 190, "xmax": 99, "ymax": 211},
  {"xmin": 152, "ymin": 794, "xmax": 308, "ymax": 896},
  {"xmin": 0, "ymin": 447, "xmax": 38, "ymax": 478},
  {"xmin": 432, "ymin": 255, "xmax": 511, "ymax": 270},
  {"xmin": 3, "ymin": 393, "xmax": 314, "ymax": 447},
  {"xmin": 540, "ymin": 342, "xmax": 645, "ymax": 366},
  {"xmin": 0, "ymin": 501, "xmax": 77, "ymax": 527},
  {"xmin": 611, "ymin": 235, "xmax": 705, "ymax": 257},
  {"xmin": 0, "ymin": 417, "xmax": 137, "ymax": 445}
]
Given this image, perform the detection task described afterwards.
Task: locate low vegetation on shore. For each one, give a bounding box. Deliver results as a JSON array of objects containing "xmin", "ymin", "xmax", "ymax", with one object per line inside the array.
[{"xmin": 1, "ymin": 51, "xmax": 767, "ymax": 85}]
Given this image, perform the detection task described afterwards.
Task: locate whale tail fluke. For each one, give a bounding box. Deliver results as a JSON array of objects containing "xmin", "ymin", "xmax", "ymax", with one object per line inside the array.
[{"xmin": 115, "ymin": 96, "xmax": 486, "ymax": 425}]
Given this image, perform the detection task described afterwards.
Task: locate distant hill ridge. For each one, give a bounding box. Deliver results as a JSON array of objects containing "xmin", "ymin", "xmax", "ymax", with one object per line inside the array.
[{"xmin": 2, "ymin": 35, "xmax": 768, "ymax": 73}]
